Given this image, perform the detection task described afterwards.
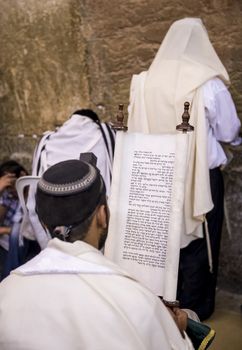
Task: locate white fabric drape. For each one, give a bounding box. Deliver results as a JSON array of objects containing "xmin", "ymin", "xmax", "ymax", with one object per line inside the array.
[
  {"xmin": 0, "ymin": 239, "xmax": 194, "ymax": 350},
  {"xmin": 128, "ymin": 18, "xmax": 230, "ymax": 238},
  {"xmin": 19, "ymin": 114, "xmax": 115, "ymax": 249}
]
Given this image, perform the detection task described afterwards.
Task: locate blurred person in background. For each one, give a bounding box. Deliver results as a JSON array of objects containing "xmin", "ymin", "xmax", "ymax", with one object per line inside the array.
[{"xmin": 0, "ymin": 160, "xmax": 27, "ymax": 280}]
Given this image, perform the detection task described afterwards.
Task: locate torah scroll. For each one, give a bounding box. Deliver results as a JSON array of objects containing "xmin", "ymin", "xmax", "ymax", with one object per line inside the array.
[{"xmin": 105, "ymin": 131, "xmax": 190, "ymax": 301}]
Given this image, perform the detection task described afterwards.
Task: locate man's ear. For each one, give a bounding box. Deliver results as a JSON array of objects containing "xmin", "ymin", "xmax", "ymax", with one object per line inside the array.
[{"xmin": 96, "ymin": 205, "xmax": 107, "ymax": 229}]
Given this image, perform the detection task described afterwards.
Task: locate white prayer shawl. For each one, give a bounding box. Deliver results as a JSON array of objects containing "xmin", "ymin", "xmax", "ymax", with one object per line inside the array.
[
  {"xmin": 0, "ymin": 239, "xmax": 194, "ymax": 350},
  {"xmin": 20, "ymin": 114, "xmax": 115, "ymax": 249},
  {"xmin": 128, "ymin": 18, "xmax": 230, "ymax": 240},
  {"xmin": 33, "ymin": 115, "xmax": 114, "ymax": 193}
]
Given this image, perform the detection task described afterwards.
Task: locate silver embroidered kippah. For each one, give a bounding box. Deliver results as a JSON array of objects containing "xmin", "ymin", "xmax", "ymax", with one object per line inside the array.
[{"xmin": 38, "ymin": 163, "xmax": 96, "ymax": 196}]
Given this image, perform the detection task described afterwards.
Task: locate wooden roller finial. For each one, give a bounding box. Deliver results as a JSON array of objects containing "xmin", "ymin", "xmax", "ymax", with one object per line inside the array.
[
  {"xmin": 111, "ymin": 104, "xmax": 128, "ymax": 131},
  {"xmin": 176, "ymin": 102, "xmax": 194, "ymax": 133}
]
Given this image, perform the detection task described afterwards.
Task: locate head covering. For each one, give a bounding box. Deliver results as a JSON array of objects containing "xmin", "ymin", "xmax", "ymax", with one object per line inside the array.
[
  {"xmin": 145, "ymin": 17, "xmax": 229, "ymax": 131},
  {"xmin": 36, "ymin": 157, "xmax": 105, "ymax": 229},
  {"xmin": 128, "ymin": 18, "xmax": 229, "ymax": 238}
]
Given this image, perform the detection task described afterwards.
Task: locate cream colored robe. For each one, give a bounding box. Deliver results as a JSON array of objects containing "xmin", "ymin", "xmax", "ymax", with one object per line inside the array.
[
  {"xmin": 128, "ymin": 18, "xmax": 230, "ymax": 243},
  {"xmin": 0, "ymin": 238, "xmax": 193, "ymax": 350}
]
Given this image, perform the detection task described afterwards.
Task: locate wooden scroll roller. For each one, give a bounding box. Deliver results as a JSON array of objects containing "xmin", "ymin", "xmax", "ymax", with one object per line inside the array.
[
  {"xmin": 163, "ymin": 102, "xmax": 194, "ymax": 310},
  {"xmin": 111, "ymin": 104, "xmax": 128, "ymax": 131},
  {"xmin": 162, "ymin": 298, "xmax": 180, "ymax": 308},
  {"xmin": 176, "ymin": 102, "xmax": 194, "ymax": 133}
]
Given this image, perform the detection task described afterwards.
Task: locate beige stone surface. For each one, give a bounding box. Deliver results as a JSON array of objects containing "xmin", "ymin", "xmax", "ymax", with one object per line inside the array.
[
  {"xmin": 207, "ymin": 289, "xmax": 242, "ymax": 350},
  {"xmin": 0, "ymin": 0, "xmax": 90, "ymax": 137}
]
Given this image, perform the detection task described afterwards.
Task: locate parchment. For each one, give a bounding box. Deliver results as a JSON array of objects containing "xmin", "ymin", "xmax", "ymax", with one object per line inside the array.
[{"xmin": 105, "ymin": 131, "xmax": 189, "ymax": 298}]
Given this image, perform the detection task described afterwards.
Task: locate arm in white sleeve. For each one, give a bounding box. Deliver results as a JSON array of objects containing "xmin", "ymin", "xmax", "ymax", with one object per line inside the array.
[{"xmin": 207, "ymin": 82, "xmax": 241, "ymax": 143}]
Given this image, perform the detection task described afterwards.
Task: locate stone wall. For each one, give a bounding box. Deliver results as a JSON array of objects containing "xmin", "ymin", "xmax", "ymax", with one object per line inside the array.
[
  {"xmin": 219, "ymin": 145, "xmax": 242, "ymax": 293},
  {"xmin": 0, "ymin": 0, "xmax": 242, "ymax": 292},
  {"xmin": 0, "ymin": 0, "xmax": 90, "ymax": 168}
]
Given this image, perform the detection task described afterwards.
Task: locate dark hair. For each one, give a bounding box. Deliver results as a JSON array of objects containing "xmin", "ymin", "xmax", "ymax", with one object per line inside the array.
[
  {"xmin": 47, "ymin": 184, "xmax": 107, "ymax": 243},
  {"xmin": 67, "ymin": 189, "xmax": 107, "ymax": 243},
  {"xmin": 0, "ymin": 160, "xmax": 27, "ymax": 178},
  {"xmin": 72, "ymin": 109, "xmax": 100, "ymax": 123},
  {"xmin": 36, "ymin": 158, "xmax": 107, "ymax": 243}
]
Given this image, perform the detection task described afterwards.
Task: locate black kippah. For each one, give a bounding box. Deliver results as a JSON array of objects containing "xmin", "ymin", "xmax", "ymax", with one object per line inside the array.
[{"xmin": 36, "ymin": 158, "xmax": 105, "ymax": 228}]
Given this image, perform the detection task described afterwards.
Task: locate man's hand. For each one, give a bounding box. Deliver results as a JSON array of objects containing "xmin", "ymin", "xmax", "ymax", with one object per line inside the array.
[
  {"xmin": 0, "ymin": 173, "xmax": 16, "ymax": 193},
  {"xmin": 0, "ymin": 227, "xmax": 11, "ymax": 235},
  {"xmin": 167, "ymin": 306, "xmax": 188, "ymax": 337}
]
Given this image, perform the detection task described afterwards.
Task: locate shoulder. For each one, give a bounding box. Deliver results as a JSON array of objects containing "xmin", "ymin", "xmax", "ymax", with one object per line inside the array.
[
  {"xmin": 131, "ymin": 71, "xmax": 147, "ymax": 87},
  {"xmin": 202, "ymin": 77, "xmax": 229, "ymax": 95}
]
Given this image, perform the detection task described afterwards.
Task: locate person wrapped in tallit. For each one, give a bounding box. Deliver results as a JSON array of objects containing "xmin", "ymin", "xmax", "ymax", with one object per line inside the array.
[{"xmin": 128, "ymin": 17, "xmax": 241, "ymax": 320}]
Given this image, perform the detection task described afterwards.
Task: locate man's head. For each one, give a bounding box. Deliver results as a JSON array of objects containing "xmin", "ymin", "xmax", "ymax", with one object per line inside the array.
[
  {"xmin": 0, "ymin": 160, "xmax": 27, "ymax": 198},
  {"xmin": 35, "ymin": 156, "xmax": 109, "ymax": 249}
]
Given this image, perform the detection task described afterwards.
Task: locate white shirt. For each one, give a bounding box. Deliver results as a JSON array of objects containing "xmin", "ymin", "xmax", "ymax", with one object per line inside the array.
[{"xmin": 203, "ymin": 78, "xmax": 241, "ymax": 169}]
